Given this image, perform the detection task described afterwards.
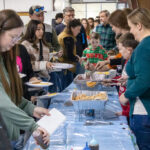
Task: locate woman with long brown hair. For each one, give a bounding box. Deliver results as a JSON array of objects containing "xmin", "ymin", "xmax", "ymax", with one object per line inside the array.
[
  {"xmin": 81, "ymin": 18, "xmax": 91, "ymax": 41},
  {"xmin": 0, "ymin": 9, "xmax": 50, "ymax": 149},
  {"xmin": 58, "ymin": 19, "xmax": 82, "ymax": 86},
  {"xmin": 88, "ymin": 17, "xmax": 94, "ymax": 31},
  {"xmin": 108, "ymin": 9, "xmax": 130, "ymax": 35},
  {"xmin": 21, "ymin": 19, "xmax": 52, "ymax": 75},
  {"xmin": 21, "ymin": 20, "xmax": 59, "ymax": 107}
]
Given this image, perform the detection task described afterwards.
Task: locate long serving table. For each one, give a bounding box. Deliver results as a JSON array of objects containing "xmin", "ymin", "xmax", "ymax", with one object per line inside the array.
[{"xmin": 24, "ymin": 83, "xmax": 138, "ymax": 150}]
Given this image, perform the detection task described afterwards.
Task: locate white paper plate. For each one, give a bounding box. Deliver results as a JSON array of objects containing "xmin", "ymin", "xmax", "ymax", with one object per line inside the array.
[
  {"xmin": 50, "ymin": 68, "xmax": 62, "ymax": 72},
  {"xmin": 19, "ymin": 73, "xmax": 26, "ymax": 78},
  {"xmin": 38, "ymin": 93, "xmax": 59, "ymax": 99},
  {"xmin": 25, "ymin": 81, "xmax": 53, "ymax": 87},
  {"xmin": 52, "ymin": 63, "xmax": 74, "ymax": 69}
]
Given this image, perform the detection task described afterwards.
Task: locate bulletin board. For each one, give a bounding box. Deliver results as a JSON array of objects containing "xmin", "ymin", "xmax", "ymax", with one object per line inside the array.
[{"xmin": 17, "ymin": 12, "xmax": 29, "ymax": 16}]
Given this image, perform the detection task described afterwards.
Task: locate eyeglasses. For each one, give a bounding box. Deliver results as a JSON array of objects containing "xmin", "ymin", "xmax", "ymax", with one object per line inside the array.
[
  {"xmin": 34, "ymin": 6, "xmax": 44, "ymax": 13},
  {"xmin": 65, "ymin": 14, "xmax": 75, "ymax": 17},
  {"xmin": 12, "ymin": 36, "xmax": 21, "ymax": 43},
  {"xmin": 9, "ymin": 34, "xmax": 21, "ymax": 43}
]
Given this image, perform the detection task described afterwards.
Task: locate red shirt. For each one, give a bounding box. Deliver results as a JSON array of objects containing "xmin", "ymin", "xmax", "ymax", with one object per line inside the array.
[
  {"xmin": 112, "ymin": 67, "xmax": 130, "ymax": 117},
  {"xmin": 119, "ymin": 84, "xmax": 130, "ymax": 117}
]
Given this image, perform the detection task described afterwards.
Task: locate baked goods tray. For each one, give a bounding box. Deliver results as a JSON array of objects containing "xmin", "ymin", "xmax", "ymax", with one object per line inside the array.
[{"xmin": 70, "ymin": 90, "xmax": 108, "ymax": 111}]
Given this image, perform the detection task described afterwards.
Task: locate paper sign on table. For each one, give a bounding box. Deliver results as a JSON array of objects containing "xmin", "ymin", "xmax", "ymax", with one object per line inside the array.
[{"xmin": 37, "ymin": 108, "xmax": 66, "ymax": 135}]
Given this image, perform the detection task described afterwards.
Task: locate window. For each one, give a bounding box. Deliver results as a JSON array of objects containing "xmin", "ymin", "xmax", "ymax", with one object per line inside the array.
[
  {"xmin": 72, "ymin": 2, "xmax": 117, "ymax": 19},
  {"xmin": 87, "ymin": 3, "xmax": 100, "ymax": 18},
  {"xmin": 72, "ymin": 4, "xmax": 86, "ymax": 19},
  {"xmin": 102, "ymin": 3, "xmax": 116, "ymax": 13}
]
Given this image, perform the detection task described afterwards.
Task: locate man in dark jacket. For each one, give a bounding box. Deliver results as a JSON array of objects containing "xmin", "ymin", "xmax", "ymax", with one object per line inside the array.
[
  {"xmin": 52, "ymin": 13, "xmax": 63, "ymax": 29},
  {"xmin": 56, "ymin": 7, "xmax": 87, "ymax": 57}
]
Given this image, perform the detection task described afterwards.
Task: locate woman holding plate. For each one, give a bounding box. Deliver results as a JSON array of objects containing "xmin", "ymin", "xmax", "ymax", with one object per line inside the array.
[{"xmin": 58, "ymin": 19, "xmax": 82, "ymax": 86}]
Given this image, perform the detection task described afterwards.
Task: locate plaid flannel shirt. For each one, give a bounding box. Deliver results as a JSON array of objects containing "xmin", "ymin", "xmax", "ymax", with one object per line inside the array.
[
  {"xmin": 82, "ymin": 45, "xmax": 108, "ymax": 66},
  {"xmin": 96, "ymin": 24, "xmax": 116, "ymax": 50}
]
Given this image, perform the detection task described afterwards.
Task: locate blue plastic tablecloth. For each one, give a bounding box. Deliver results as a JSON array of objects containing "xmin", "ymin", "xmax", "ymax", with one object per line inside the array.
[{"xmin": 24, "ymin": 83, "xmax": 137, "ymax": 150}]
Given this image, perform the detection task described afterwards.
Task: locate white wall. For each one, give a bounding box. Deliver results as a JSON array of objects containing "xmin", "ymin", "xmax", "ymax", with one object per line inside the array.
[
  {"xmin": 0, "ymin": 0, "xmax": 4, "ymax": 10},
  {"xmin": 0, "ymin": 0, "xmax": 70, "ymax": 25},
  {"xmin": 51, "ymin": 0, "xmax": 71, "ymax": 24}
]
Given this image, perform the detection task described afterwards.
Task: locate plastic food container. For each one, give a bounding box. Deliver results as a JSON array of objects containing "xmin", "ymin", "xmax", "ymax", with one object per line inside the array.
[
  {"xmin": 109, "ymin": 69, "xmax": 117, "ymax": 78},
  {"xmin": 74, "ymin": 73, "xmax": 105, "ymax": 91},
  {"xmin": 75, "ymin": 83, "xmax": 100, "ymax": 91},
  {"xmin": 74, "ymin": 73, "xmax": 105, "ymax": 84}
]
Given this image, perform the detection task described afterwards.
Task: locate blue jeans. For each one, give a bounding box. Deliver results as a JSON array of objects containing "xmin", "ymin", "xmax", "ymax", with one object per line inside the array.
[
  {"xmin": 48, "ymin": 72, "xmax": 58, "ymax": 92},
  {"xmin": 63, "ymin": 70, "xmax": 74, "ymax": 89},
  {"xmin": 11, "ymin": 134, "xmax": 24, "ymax": 150},
  {"xmin": 130, "ymin": 115, "xmax": 150, "ymax": 150},
  {"xmin": 48, "ymin": 71, "xmax": 66, "ymax": 92},
  {"xmin": 55, "ymin": 71, "xmax": 65, "ymax": 92},
  {"xmin": 11, "ymin": 141, "xmax": 17, "ymax": 150}
]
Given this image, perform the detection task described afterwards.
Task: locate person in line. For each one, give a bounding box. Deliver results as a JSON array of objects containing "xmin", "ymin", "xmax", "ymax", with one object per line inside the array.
[
  {"xmin": 81, "ymin": 18, "xmax": 91, "ymax": 42},
  {"xmin": 79, "ymin": 32, "xmax": 108, "ymax": 71},
  {"xmin": 94, "ymin": 19, "xmax": 100, "ymax": 28},
  {"xmin": 28, "ymin": 6, "xmax": 64, "ymax": 92},
  {"xmin": 16, "ymin": 44, "xmax": 47, "ymax": 149},
  {"xmin": 103, "ymin": 33, "xmax": 138, "ymax": 121},
  {"xmin": 88, "ymin": 17, "xmax": 95, "ymax": 31},
  {"xmin": 24, "ymin": 5, "xmax": 60, "ymax": 52},
  {"xmin": 0, "ymin": 9, "xmax": 50, "ymax": 149},
  {"xmin": 58, "ymin": 19, "xmax": 82, "ymax": 86},
  {"xmin": 16, "ymin": 44, "xmax": 42, "ymax": 101},
  {"xmin": 55, "ymin": 7, "xmax": 75, "ymax": 35},
  {"xmin": 96, "ymin": 9, "xmax": 130, "ymax": 75},
  {"xmin": 56, "ymin": 7, "xmax": 87, "ymax": 58},
  {"xmin": 56, "ymin": 7, "xmax": 87, "ymax": 75},
  {"xmin": 21, "ymin": 20, "xmax": 55, "ymax": 108},
  {"xmin": 109, "ymin": 9, "xmax": 130, "ymax": 36},
  {"xmin": 94, "ymin": 10, "xmax": 116, "ymax": 50},
  {"xmin": 120, "ymin": 8, "xmax": 150, "ymax": 150},
  {"xmin": 52, "ymin": 13, "xmax": 63, "ymax": 29},
  {"xmin": 21, "ymin": 20, "xmax": 52, "ymax": 81},
  {"xmin": 116, "ymin": 33, "xmax": 138, "ymax": 119}
]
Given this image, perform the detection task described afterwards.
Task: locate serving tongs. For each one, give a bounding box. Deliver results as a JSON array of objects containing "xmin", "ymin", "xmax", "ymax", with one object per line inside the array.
[{"xmin": 84, "ymin": 120, "xmax": 113, "ymax": 126}]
